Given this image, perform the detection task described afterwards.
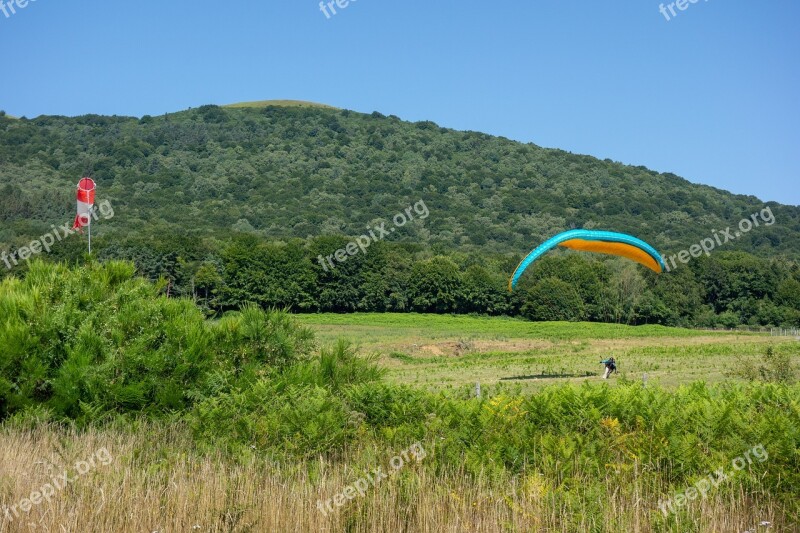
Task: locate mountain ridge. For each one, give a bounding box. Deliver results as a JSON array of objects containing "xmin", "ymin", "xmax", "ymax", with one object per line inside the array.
[{"xmin": 0, "ymin": 104, "xmax": 798, "ymax": 259}]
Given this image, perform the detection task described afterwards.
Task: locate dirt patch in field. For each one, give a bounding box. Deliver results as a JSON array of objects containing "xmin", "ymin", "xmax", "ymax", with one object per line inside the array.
[
  {"xmin": 419, "ymin": 344, "xmax": 446, "ymax": 356},
  {"xmin": 418, "ymin": 342, "xmax": 472, "ymax": 356}
]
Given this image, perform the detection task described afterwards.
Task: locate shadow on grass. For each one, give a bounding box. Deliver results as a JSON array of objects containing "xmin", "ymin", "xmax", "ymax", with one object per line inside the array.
[{"xmin": 501, "ymin": 372, "xmax": 596, "ymax": 381}]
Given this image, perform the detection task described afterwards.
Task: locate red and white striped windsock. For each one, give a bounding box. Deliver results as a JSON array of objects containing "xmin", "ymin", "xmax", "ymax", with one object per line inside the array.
[{"xmin": 72, "ymin": 177, "xmax": 96, "ymax": 231}]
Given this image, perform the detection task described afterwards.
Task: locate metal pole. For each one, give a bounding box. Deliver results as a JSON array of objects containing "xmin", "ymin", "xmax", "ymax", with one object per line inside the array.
[{"xmin": 88, "ymin": 208, "xmax": 92, "ymax": 255}]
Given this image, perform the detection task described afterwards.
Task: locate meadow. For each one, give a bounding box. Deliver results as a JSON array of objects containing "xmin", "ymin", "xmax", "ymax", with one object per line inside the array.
[
  {"xmin": 0, "ymin": 262, "xmax": 798, "ymax": 532},
  {"xmin": 296, "ymin": 313, "xmax": 795, "ymax": 393}
]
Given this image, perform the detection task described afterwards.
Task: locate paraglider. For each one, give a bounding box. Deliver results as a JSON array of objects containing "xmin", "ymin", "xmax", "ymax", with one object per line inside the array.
[{"xmin": 508, "ymin": 229, "xmax": 665, "ymax": 291}]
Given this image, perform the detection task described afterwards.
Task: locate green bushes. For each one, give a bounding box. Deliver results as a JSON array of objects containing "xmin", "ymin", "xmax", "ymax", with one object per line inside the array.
[
  {"xmin": 346, "ymin": 381, "xmax": 800, "ymax": 511},
  {"xmin": 729, "ymin": 345, "xmax": 798, "ymax": 384},
  {"xmin": 191, "ymin": 379, "xmax": 355, "ymax": 458},
  {"xmin": 0, "ymin": 260, "xmax": 314, "ymax": 422},
  {"xmin": 191, "ymin": 340, "xmax": 385, "ymax": 457},
  {"xmin": 212, "ymin": 303, "xmax": 314, "ymax": 370}
]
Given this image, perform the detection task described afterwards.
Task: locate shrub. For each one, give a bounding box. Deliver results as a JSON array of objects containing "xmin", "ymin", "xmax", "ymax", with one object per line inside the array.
[
  {"xmin": 191, "ymin": 341, "xmax": 384, "ymax": 457},
  {"xmin": 729, "ymin": 345, "xmax": 798, "ymax": 385},
  {"xmin": 0, "ymin": 260, "xmax": 314, "ymax": 422}
]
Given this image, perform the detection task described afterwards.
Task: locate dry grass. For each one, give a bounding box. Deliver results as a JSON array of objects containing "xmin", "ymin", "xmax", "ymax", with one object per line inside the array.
[{"xmin": 0, "ymin": 424, "xmax": 791, "ymax": 532}]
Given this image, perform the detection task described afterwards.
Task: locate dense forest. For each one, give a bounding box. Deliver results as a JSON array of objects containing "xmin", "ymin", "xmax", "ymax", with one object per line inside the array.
[{"xmin": 0, "ymin": 105, "xmax": 798, "ymax": 326}]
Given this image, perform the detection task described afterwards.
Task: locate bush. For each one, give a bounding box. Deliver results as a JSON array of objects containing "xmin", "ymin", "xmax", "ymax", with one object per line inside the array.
[
  {"xmin": 191, "ymin": 341, "xmax": 385, "ymax": 456},
  {"xmin": 191, "ymin": 379, "xmax": 354, "ymax": 458},
  {"xmin": 0, "ymin": 260, "xmax": 314, "ymax": 422},
  {"xmin": 730, "ymin": 345, "xmax": 798, "ymax": 385}
]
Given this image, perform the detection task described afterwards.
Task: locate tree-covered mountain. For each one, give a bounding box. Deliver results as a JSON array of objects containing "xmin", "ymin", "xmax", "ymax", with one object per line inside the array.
[
  {"xmin": 1, "ymin": 104, "xmax": 798, "ymax": 256},
  {"xmin": 1, "ymin": 104, "xmax": 798, "ymax": 327}
]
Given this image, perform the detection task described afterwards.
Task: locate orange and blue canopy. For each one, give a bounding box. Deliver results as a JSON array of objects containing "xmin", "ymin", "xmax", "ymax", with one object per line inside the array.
[{"xmin": 508, "ymin": 229, "xmax": 665, "ymax": 291}]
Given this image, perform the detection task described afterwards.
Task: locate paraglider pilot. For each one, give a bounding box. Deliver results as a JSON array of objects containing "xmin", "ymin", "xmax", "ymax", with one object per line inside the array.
[{"xmin": 600, "ymin": 357, "xmax": 617, "ymax": 379}]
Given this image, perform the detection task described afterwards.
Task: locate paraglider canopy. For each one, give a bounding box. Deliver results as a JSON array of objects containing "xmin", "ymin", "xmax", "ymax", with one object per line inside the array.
[{"xmin": 508, "ymin": 229, "xmax": 666, "ymax": 291}]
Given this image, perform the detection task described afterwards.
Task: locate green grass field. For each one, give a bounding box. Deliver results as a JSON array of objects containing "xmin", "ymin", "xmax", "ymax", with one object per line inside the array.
[
  {"xmin": 223, "ymin": 99, "xmax": 338, "ymax": 109},
  {"xmin": 296, "ymin": 313, "xmax": 799, "ymax": 394}
]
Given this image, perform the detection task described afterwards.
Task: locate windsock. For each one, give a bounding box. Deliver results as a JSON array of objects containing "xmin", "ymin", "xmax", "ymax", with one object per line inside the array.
[{"xmin": 72, "ymin": 177, "xmax": 96, "ymax": 232}]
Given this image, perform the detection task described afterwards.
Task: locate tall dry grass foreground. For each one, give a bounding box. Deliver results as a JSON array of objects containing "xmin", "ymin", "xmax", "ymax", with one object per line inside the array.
[{"xmin": 0, "ymin": 423, "xmax": 792, "ymax": 532}]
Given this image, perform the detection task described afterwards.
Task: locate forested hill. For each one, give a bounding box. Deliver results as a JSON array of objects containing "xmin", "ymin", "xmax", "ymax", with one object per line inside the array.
[{"xmin": 0, "ymin": 104, "xmax": 798, "ymax": 257}]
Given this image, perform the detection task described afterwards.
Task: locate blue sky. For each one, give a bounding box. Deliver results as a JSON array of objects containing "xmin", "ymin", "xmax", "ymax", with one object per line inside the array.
[{"xmin": 2, "ymin": 0, "xmax": 798, "ymax": 204}]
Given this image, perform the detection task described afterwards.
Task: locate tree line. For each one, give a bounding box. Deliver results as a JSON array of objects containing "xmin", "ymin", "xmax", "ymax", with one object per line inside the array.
[{"xmin": 15, "ymin": 232, "xmax": 794, "ymax": 327}]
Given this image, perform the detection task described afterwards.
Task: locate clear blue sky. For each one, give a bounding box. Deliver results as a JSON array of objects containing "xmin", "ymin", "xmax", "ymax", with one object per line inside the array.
[{"xmin": 2, "ymin": 0, "xmax": 798, "ymax": 204}]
